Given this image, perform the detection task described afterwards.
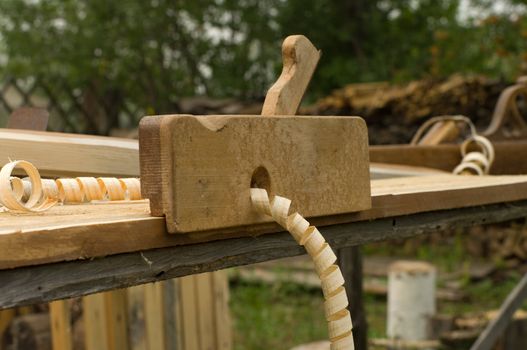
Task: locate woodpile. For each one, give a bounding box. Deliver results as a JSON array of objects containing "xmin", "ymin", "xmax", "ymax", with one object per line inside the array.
[{"xmin": 309, "ymin": 75, "xmax": 509, "ymax": 144}]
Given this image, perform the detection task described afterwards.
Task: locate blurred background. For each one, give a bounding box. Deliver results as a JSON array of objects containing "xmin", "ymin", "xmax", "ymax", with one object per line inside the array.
[
  {"xmin": 3, "ymin": 1, "xmax": 527, "ymax": 349},
  {"xmin": 0, "ymin": 0, "xmax": 527, "ymax": 139}
]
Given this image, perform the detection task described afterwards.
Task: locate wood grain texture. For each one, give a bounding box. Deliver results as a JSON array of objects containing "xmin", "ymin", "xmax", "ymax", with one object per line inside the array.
[
  {"xmin": 143, "ymin": 283, "xmax": 165, "ymax": 350},
  {"xmin": 4, "ymin": 175, "xmax": 527, "ymax": 270},
  {"xmin": 139, "ymin": 114, "xmax": 371, "ymax": 233},
  {"xmin": 0, "ymin": 128, "xmax": 139, "ymax": 177},
  {"xmin": 369, "ymin": 141, "xmax": 527, "ymax": 175},
  {"xmin": 1, "ymin": 200, "xmax": 527, "ymax": 309},
  {"xmin": 261, "ymin": 35, "xmax": 320, "ymax": 116},
  {"xmin": 83, "ymin": 293, "xmax": 110, "ymax": 350},
  {"xmin": 49, "ymin": 300, "xmax": 72, "ymax": 350}
]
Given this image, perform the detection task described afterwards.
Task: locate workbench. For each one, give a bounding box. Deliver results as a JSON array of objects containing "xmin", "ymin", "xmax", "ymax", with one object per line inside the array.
[{"xmin": 2, "ymin": 174, "xmax": 527, "ymax": 309}]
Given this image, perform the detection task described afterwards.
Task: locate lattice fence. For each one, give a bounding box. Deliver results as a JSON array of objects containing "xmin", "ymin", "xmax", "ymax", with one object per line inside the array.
[{"xmin": 0, "ymin": 76, "xmax": 142, "ymax": 135}]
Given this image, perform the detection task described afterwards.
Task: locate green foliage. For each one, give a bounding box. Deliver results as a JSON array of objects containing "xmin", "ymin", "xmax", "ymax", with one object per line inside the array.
[{"xmin": 2, "ymin": 0, "xmax": 527, "ymax": 130}]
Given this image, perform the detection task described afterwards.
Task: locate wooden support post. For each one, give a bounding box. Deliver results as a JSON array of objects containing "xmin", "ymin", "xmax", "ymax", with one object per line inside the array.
[
  {"xmin": 104, "ymin": 290, "xmax": 130, "ymax": 350},
  {"xmin": 0, "ymin": 308, "xmax": 15, "ymax": 337},
  {"xmin": 84, "ymin": 293, "xmax": 110, "ymax": 350},
  {"xmin": 212, "ymin": 271, "xmax": 232, "ymax": 350},
  {"xmin": 144, "ymin": 283, "xmax": 166, "ymax": 350},
  {"xmin": 387, "ymin": 261, "xmax": 436, "ymax": 344},
  {"xmin": 83, "ymin": 290, "xmax": 129, "ymax": 350},
  {"xmin": 50, "ymin": 300, "xmax": 72, "ymax": 350},
  {"xmin": 337, "ymin": 246, "xmax": 368, "ymax": 350}
]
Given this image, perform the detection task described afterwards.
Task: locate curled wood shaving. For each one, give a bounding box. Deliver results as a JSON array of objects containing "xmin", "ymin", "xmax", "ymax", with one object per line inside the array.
[
  {"xmin": 119, "ymin": 178, "xmax": 141, "ymax": 200},
  {"xmin": 412, "ymin": 115, "xmax": 495, "ymax": 176},
  {"xmin": 0, "ymin": 161, "xmax": 56, "ymax": 212},
  {"xmin": 0, "ymin": 160, "xmax": 142, "ymax": 212},
  {"xmin": 97, "ymin": 177, "xmax": 126, "ymax": 201},
  {"xmin": 76, "ymin": 177, "xmax": 103, "ymax": 201},
  {"xmin": 250, "ymin": 188, "xmax": 354, "ymax": 350}
]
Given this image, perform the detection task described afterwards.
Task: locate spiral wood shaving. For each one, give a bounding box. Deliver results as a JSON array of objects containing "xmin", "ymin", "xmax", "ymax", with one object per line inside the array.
[
  {"xmin": 0, "ymin": 160, "xmax": 141, "ymax": 212},
  {"xmin": 412, "ymin": 115, "xmax": 495, "ymax": 175},
  {"xmin": 250, "ymin": 188, "xmax": 354, "ymax": 350}
]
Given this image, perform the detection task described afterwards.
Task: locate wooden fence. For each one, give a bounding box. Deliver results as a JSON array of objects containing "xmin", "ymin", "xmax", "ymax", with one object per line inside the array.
[{"xmin": 0, "ymin": 77, "xmax": 141, "ymax": 135}]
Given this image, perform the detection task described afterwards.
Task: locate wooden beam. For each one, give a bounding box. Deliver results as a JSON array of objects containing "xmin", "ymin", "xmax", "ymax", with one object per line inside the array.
[
  {"xmin": 470, "ymin": 272, "xmax": 527, "ymax": 350},
  {"xmin": 369, "ymin": 141, "xmax": 527, "ymax": 175},
  {"xmin": 1, "ymin": 200, "xmax": 526, "ymax": 309},
  {"xmin": 0, "ymin": 128, "xmax": 138, "ymax": 177}
]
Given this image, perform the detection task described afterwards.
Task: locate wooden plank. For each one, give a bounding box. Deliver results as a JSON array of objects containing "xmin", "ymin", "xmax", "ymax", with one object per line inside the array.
[
  {"xmin": 162, "ymin": 280, "xmax": 183, "ymax": 350},
  {"xmin": 370, "ymin": 162, "xmax": 446, "ymax": 180},
  {"xmin": 49, "ymin": 300, "xmax": 72, "ymax": 350},
  {"xmin": 139, "ymin": 114, "xmax": 371, "ymax": 233},
  {"xmin": 7, "ymin": 107, "xmax": 49, "ymax": 131},
  {"xmin": 1, "ymin": 199, "xmax": 526, "ymax": 309},
  {"xmin": 179, "ymin": 276, "xmax": 200, "ymax": 350},
  {"xmin": 369, "ymin": 141, "xmax": 527, "ymax": 175},
  {"xmin": 104, "ymin": 290, "xmax": 129, "ymax": 350},
  {"xmin": 143, "ymin": 283, "xmax": 166, "ymax": 350},
  {"xmin": 470, "ymin": 273, "xmax": 527, "ymax": 350},
  {"xmin": 195, "ymin": 273, "xmax": 215, "ymax": 350},
  {"xmin": 126, "ymin": 285, "xmax": 147, "ymax": 350},
  {"xmin": 0, "ymin": 308, "xmax": 15, "ymax": 336},
  {"xmin": 0, "ymin": 128, "xmax": 139, "ymax": 177},
  {"xmin": 211, "ymin": 271, "xmax": 232, "ymax": 350},
  {"xmin": 83, "ymin": 293, "xmax": 110, "ymax": 350},
  {"xmin": 3, "ymin": 175, "xmax": 527, "ymax": 269}
]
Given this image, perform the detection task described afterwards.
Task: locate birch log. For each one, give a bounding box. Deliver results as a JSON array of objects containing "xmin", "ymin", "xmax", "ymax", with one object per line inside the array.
[{"xmin": 387, "ymin": 261, "xmax": 436, "ymax": 344}]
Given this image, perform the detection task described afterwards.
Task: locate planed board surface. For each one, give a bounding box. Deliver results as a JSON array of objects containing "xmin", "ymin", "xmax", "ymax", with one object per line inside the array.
[
  {"xmin": 0, "ymin": 128, "xmax": 139, "ymax": 177},
  {"xmin": 4, "ymin": 174, "xmax": 527, "ymax": 269},
  {"xmin": 139, "ymin": 114, "xmax": 372, "ymax": 233},
  {"xmin": 370, "ymin": 140, "xmax": 527, "ymax": 175}
]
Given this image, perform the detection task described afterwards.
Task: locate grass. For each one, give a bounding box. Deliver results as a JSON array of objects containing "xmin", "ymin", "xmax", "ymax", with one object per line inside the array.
[{"xmin": 229, "ymin": 230, "xmax": 527, "ymax": 349}]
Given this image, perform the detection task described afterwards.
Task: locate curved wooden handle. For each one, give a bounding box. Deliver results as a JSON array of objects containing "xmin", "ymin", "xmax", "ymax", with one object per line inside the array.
[
  {"xmin": 484, "ymin": 77, "xmax": 527, "ymax": 140},
  {"xmin": 261, "ymin": 35, "xmax": 321, "ymax": 116}
]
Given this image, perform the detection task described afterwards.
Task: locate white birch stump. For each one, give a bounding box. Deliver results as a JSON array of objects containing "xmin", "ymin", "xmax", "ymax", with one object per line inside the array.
[{"xmin": 387, "ymin": 261, "xmax": 436, "ymax": 343}]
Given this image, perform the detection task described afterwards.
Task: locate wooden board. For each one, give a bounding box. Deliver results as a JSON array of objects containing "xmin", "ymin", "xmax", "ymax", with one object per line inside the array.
[
  {"xmin": 0, "ymin": 128, "xmax": 139, "ymax": 177},
  {"xmin": 3, "ymin": 199, "xmax": 527, "ymax": 309},
  {"xmin": 139, "ymin": 114, "xmax": 371, "ymax": 233},
  {"xmin": 3, "ymin": 174, "xmax": 527, "ymax": 270},
  {"xmin": 370, "ymin": 141, "xmax": 527, "ymax": 175},
  {"xmin": 7, "ymin": 107, "xmax": 49, "ymax": 131}
]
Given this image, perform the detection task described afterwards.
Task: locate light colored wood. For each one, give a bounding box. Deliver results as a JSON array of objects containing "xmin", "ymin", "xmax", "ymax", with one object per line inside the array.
[
  {"xmin": 0, "ymin": 128, "xmax": 139, "ymax": 178},
  {"xmin": 83, "ymin": 293, "xmax": 110, "ymax": 350},
  {"xmin": 143, "ymin": 283, "xmax": 166, "ymax": 350},
  {"xmin": 179, "ymin": 276, "xmax": 200, "ymax": 350},
  {"xmin": 139, "ymin": 114, "xmax": 371, "ymax": 233},
  {"xmin": 212, "ymin": 271, "xmax": 232, "ymax": 350},
  {"xmin": 261, "ymin": 35, "xmax": 320, "ymax": 116},
  {"xmin": 387, "ymin": 261, "xmax": 436, "ymax": 342},
  {"xmin": 195, "ymin": 273, "xmax": 215, "ymax": 350},
  {"xmin": 104, "ymin": 290, "xmax": 129, "ymax": 350},
  {"xmin": 370, "ymin": 162, "xmax": 446, "ymax": 180},
  {"xmin": 3, "ymin": 175, "xmax": 527, "ymax": 269},
  {"xmin": 50, "ymin": 300, "xmax": 72, "ymax": 350},
  {"xmin": 417, "ymin": 120, "xmax": 460, "ymax": 145}
]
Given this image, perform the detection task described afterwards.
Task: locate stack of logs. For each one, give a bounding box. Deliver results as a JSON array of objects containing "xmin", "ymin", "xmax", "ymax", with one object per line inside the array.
[{"xmin": 309, "ymin": 75, "xmax": 509, "ymax": 144}]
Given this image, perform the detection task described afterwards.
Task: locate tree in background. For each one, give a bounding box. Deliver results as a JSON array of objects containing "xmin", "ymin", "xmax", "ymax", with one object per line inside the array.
[{"xmin": 0, "ymin": 0, "xmax": 526, "ymax": 133}]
